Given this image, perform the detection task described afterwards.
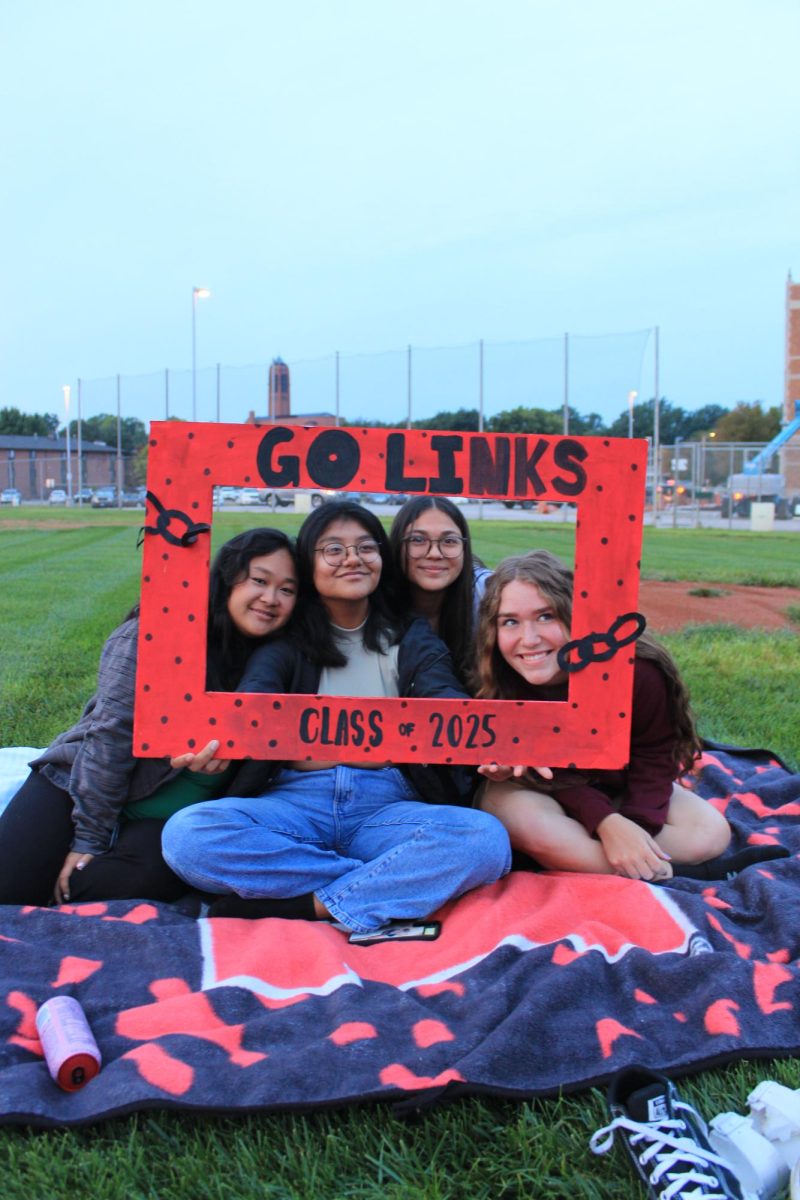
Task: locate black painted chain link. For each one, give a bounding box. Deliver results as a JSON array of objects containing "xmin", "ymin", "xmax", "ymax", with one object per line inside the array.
[{"xmin": 556, "ymin": 612, "xmax": 647, "ymax": 674}]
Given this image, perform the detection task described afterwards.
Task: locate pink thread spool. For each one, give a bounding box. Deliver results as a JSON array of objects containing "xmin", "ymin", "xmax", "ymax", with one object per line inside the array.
[{"xmin": 36, "ymin": 996, "xmax": 102, "ymax": 1091}]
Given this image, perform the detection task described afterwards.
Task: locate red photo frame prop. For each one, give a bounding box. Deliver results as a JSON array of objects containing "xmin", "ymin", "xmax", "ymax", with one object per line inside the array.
[{"xmin": 135, "ymin": 422, "xmax": 647, "ymax": 768}]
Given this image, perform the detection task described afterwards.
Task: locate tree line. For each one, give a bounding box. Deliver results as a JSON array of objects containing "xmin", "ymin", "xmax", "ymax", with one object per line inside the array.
[
  {"xmin": 0, "ymin": 398, "xmax": 783, "ymax": 451},
  {"xmin": 349, "ymin": 398, "xmax": 783, "ymax": 444}
]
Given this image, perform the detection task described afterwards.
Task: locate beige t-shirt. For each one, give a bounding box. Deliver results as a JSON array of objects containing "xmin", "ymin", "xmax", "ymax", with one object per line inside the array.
[
  {"xmin": 291, "ymin": 620, "xmax": 399, "ymax": 770},
  {"xmin": 319, "ymin": 621, "xmax": 400, "ymax": 699}
]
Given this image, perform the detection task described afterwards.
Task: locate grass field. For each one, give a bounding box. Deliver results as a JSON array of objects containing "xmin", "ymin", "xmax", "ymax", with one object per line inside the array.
[{"xmin": 1, "ymin": 509, "xmax": 798, "ymax": 1198}]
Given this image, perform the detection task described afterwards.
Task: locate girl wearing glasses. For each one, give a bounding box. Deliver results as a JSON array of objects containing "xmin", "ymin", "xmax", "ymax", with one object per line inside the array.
[
  {"xmin": 0, "ymin": 528, "xmax": 298, "ymax": 907},
  {"xmin": 162, "ymin": 499, "xmax": 510, "ymax": 933},
  {"xmin": 389, "ymin": 496, "xmax": 491, "ymax": 683},
  {"xmin": 473, "ymin": 551, "xmax": 751, "ymax": 883}
]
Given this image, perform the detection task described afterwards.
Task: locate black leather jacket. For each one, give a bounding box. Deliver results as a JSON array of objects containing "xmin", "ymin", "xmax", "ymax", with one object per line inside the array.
[{"xmin": 225, "ymin": 617, "xmax": 476, "ymax": 806}]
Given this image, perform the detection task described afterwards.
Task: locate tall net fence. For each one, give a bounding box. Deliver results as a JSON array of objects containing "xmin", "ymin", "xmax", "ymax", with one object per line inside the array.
[
  {"xmin": 9, "ymin": 327, "xmax": 800, "ymax": 514},
  {"xmin": 67, "ymin": 329, "xmax": 653, "ymax": 429}
]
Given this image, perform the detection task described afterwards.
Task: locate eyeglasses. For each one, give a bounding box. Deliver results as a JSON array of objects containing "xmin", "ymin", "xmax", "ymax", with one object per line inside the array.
[
  {"xmin": 314, "ymin": 539, "xmax": 382, "ymax": 566},
  {"xmin": 402, "ymin": 533, "xmax": 466, "ymax": 559}
]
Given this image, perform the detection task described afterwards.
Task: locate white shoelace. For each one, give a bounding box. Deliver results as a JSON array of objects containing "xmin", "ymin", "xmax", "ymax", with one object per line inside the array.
[{"xmin": 591, "ymin": 1105, "xmax": 738, "ymax": 1200}]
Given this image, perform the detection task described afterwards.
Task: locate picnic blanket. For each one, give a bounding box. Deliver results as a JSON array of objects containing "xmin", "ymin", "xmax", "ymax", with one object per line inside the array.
[{"xmin": 1, "ymin": 744, "xmax": 798, "ymax": 1128}]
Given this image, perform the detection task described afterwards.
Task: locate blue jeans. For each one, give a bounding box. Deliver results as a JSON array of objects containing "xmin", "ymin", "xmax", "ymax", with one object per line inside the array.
[{"xmin": 162, "ymin": 766, "xmax": 511, "ymax": 932}]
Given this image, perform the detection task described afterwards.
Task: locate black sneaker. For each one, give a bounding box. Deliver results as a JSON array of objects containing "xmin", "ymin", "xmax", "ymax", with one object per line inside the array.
[{"xmin": 590, "ymin": 1066, "xmax": 746, "ymax": 1199}]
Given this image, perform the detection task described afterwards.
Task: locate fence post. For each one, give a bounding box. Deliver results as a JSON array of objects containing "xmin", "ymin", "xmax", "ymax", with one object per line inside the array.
[
  {"xmin": 563, "ymin": 332, "xmax": 569, "ymax": 435},
  {"xmin": 672, "ymin": 437, "xmax": 681, "ymax": 529},
  {"xmin": 77, "ymin": 379, "xmax": 84, "ymax": 502},
  {"xmin": 478, "ymin": 339, "xmax": 484, "ymax": 521},
  {"xmin": 652, "ymin": 326, "xmax": 660, "ymax": 524},
  {"xmin": 116, "ymin": 374, "xmax": 123, "ymax": 506}
]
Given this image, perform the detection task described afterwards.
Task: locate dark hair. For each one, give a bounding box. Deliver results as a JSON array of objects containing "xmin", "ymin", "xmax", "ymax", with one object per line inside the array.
[
  {"xmin": 206, "ymin": 527, "xmax": 297, "ymax": 689},
  {"xmin": 389, "ymin": 496, "xmax": 477, "ymax": 682},
  {"xmin": 475, "ymin": 549, "xmax": 701, "ymax": 773},
  {"xmin": 294, "ymin": 499, "xmax": 402, "ymax": 666}
]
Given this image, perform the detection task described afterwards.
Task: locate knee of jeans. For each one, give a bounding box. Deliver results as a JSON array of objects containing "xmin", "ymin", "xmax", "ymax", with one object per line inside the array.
[
  {"xmin": 161, "ymin": 807, "xmax": 205, "ymax": 870},
  {"xmin": 429, "ymin": 807, "xmax": 510, "ymax": 871},
  {"xmin": 468, "ymin": 809, "xmax": 512, "ymax": 873}
]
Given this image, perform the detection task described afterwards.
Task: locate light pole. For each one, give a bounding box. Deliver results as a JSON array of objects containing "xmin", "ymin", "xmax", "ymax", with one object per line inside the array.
[
  {"xmin": 191, "ymin": 286, "xmax": 211, "ymax": 421},
  {"xmin": 627, "ymin": 390, "xmax": 638, "ymax": 438},
  {"xmin": 672, "ymin": 435, "xmax": 682, "ymax": 529},
  {"xmin": 63, "ymin": 385, "xmax": 73, "ymax": 504},
  {"xmin": 701, "ymin": 429, "xmax": 716, "ymax": 486}
]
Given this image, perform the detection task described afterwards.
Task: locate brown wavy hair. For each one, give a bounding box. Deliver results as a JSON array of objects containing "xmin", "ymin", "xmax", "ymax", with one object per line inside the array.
[{"xmin": 474, "ymin": 550, "xmax": 701, "ymax": 774}]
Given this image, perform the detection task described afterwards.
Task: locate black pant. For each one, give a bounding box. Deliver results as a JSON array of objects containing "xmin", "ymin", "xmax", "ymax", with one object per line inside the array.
[{"xmin": 0, "ymin": 770, "xmax": 188, "ymax": 906}]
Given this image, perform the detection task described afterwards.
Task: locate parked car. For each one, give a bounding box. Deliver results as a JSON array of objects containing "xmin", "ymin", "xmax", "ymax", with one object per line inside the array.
[
  {"xmin": 48, "ymin": 489, "xmax": 68, "ymax": 505},
  {"xmin": 91, "ymin": 488, "xmax": 118, "ymax": 508},
  {"xmin": 213, "ymin": 487, "xmax": 240, "ymax": 505},
  {"xmin": 0, "ymin": 488, "xmax": 21, "ymax": 506},
  {"xmin": 275, "ymin": 488, "xmax": 343, "ymax": 511},
  {"xmin": 75, "ymin": 487, "xmax": 94, "ymax": 503},
  {"xmin": 121, "ymin": 490, "xmax": 143, "ymax": 507},
  {"xmin": 366, "ymin": 493, "xmax": 410, "ymax": 506},
  {"xmin": 236, "ymin": 488, "xmax": 264, "ymax": 506}
]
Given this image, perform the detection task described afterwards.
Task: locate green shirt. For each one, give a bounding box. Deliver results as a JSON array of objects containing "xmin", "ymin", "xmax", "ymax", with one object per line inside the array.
[{"xmin": 123, "ymin": 764, "xmax": 235, "ymax": 821}]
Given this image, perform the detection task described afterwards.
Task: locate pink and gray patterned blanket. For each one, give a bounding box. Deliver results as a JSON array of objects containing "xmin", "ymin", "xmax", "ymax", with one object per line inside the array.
[{"xmin": 1, "ymin": 744, "xmax": 798, "ymax": 1127}]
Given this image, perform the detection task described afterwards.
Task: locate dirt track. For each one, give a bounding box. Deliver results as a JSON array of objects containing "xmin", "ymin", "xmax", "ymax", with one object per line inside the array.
[{"xmin": 639, "ymin": 581, "xmax": 800, "ymax": 633}]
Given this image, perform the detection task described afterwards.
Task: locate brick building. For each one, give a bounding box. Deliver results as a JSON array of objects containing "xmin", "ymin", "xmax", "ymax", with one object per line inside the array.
[
  {"xmin": 784, "ymin": 274, "xmax": 800, "ymax": 494},
  {"xmin": 245, "ymin": 358, "xmax": 337, "ymax": 428},
  {"xmin": 0, "ymin": 435, "xmax": 119, "ymax": 500}
]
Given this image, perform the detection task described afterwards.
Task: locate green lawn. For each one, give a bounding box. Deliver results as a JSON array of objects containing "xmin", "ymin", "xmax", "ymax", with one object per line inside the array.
[{"xmin": 0, "ymin": 511, "xmax": 798, "ymax": 1197}]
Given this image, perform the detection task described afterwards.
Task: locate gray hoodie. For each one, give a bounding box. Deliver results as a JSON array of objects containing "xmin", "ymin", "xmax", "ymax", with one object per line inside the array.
[{"xmin": 31, "ymin": 618, "xmax": 178, "ymax": 854}]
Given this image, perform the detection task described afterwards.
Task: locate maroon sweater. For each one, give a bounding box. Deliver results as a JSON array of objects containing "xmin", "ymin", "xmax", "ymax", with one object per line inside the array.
[{"xmin": 529, "ymin": 657, "xmax": 679, "ymax": 837}]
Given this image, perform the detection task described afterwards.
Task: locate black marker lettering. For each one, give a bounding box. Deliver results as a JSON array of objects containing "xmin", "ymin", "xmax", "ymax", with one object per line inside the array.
[
  {"xmin": 299, "ymin": 708, "xmax": 318, "ymax": 743},
  {"xmin": 552, "ymin": 439, "xmax": 588, "ymax": 496},
  {"xmin": 350, "ymin": 709, "xmax": 365, "ymax": 747},
  {"xmin": 385, "ymin": 433, "xmax": 425, "ymax": 492},
  {"xmin": 429, "ymin": 435, "xmax": 463, "ymax": 495},
  {"xmin": 306, "ymin": 428, "xmax": 360, "ymax": 489},
  {"xmin": 513, "ymin": 437, "xmax": 548, "ymax": 497},
  {"xmin": 368, "ymin": 710, "xmax": 383, "ymax": 747},
  {"xmin": 468, "ymin": 435, "xmax": 511, "ymax": 495},
  {"xmin": 257, "ymin": 427, "xmax": 299, "ymax": 487}
]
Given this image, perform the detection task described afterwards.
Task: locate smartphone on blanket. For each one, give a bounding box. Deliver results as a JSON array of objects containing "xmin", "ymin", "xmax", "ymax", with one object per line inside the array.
[{"xmin": 347, "ymin": 921, "xmax": 441, "ymax": 946}]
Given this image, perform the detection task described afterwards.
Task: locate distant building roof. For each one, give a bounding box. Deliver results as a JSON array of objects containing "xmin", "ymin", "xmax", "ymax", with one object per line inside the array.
[
  {"xmin": 0, "ymin": 434, "xmax": 115, "ymax": 453},
  {"xmin": 245, "ymin": 411, "xmax": 338, "ymax": 427}
]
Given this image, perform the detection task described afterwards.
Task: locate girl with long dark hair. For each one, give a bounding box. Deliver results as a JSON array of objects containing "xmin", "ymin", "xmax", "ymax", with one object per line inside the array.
[
  {"xmin": 0, "ymin": 527, "xmax": 297, "ymax": 906},
  {"xmin": 162, "ymin": 500, "xmax": 510, "ymax": 932},
  {"xmin": 389, "ymin": 496, "xmax": 490, "ymax": 683}
]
